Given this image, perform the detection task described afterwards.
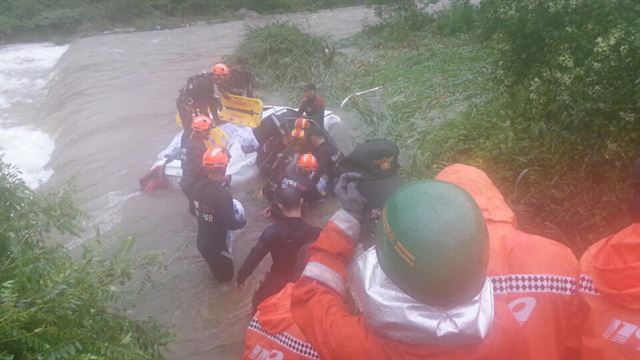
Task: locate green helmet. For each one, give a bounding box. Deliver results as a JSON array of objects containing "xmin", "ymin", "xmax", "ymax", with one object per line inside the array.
[{"xmin": 375, "ymin": 180, "xmax": 489, "ymax": 307}]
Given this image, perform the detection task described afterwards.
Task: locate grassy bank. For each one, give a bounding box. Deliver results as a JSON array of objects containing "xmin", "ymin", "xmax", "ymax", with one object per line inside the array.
[
  {"xmin": 231, "ymin": 18, "xmax": 491, "ymax": 154},
  {"xmin": 233, "ymin": 0, "xmax": 639, "ymax": 252},
  {"xmin": 0, "ymin": 0, "xmax": 359, "ymax": 44}
]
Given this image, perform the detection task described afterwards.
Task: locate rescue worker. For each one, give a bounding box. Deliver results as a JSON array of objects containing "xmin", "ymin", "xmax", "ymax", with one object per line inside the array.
[
  {"xmin": 192, "ymin": 147, "xmax": 246, "ymax": 282},
  {"xmin": 237, "ymin": 187, "xmax": 321, "ymax": 313},
  {"xmin": 176, "ymin": 73, "xmax": 216, "ymax": 147},
  {"xmin": 211, "ymin": 62, "xmax": 233, "ymax": 98},
  {"xmin": 262, "ymin": 153, "xmax": 323, "ymax": 219},
  {"xmin": 290, "ymin": 174, "xmax": 520, "ymax": 359},
  {"xmin": 290, "ymin": 128, "xmax": 312, "ymax": 155},
  {"xmin": 436, "ymin": 164, "xmax": 586, "ymax": 359},
  {"xmin": 243, "ymin": 244, "xmax": 318, "ymax": 360},
  {"xmin": 263, "ymin": 153, "xmax": 322, "ymax": 205},
  {"xmin": 228, "ymin": 58, "xmax": 254, "ymax": 98},
  {"xmin": 180, "ymin": 114, "xmax": 212, "ymax": 216},
  {"xmin": 297, "ymin": 83, "xmax": 325, "ymax": 129},
  {"xmin": 292, "ymin": 153, "xmax": 324, "ymax": 201},
  {"xmin": 578, "ymin": 159, "xmax": 640, "ymax": 360},
  {"xmin": 337, "ymin": 138, "xmax": 404, "ymax": 246},
  {"xmin": 308, "ymin": 125, "xmax": 341, "ymax": 193}
]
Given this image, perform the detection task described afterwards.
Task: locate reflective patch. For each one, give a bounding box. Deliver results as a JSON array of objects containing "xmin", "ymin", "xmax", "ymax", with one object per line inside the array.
[
  {"xmin": 302, "ymin": 261, "xmax": 345, "ymax": 295},
  {"xmin": 489, "ymin": 274, "xmax": 577, "ymax": 295},
  {"xmin": 248, "ymin": 317, "xmax": 319, "ymax": 359},
  {"xmin": 330, "ymin": 210, "xmax": 360, "ymax": 239},
  {"xmin": 578, "ymin": 274, "xmax": 599, "ymax": 296},
  {"xmin": 508, "ymin": 297, "xmax": 537, "ymax": 325},
  {"xmin": 601, "ymin": 319, "xmax": 640, "ymax": 348}
]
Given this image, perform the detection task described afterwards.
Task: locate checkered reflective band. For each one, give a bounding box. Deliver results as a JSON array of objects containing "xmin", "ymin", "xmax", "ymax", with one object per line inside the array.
[
  {"xmin": 578, "ymin": 274, "xmax": 599, "ymax": 296},
  {"xmin": 489, "ymin": 274, "xmax": 578, "ymax": 295},
  {"xmin": 248, "ymin": 318, "xmax": 319, "ymax": 360}
]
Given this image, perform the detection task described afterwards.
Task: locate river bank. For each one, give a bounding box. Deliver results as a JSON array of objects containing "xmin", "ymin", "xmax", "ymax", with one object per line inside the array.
[{"xmin": 0, "ymin": 0, "xmax": 360, "ymax": 45}]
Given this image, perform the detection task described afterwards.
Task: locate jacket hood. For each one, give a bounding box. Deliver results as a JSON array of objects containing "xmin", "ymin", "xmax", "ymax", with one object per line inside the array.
[
  {"xmin": 589, "ymin": 223, "xmax": 640, "ymax": 309},
  {"xmin": 349, "ymin": 247, "xmax": 494, "ymax": 346},
  {"xmin": 436, "ymin": 164, "xmax": 516, "ymax": 225}
]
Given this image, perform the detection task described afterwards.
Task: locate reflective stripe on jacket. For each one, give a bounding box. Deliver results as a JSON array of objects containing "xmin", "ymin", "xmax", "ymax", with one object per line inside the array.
[
  {"xmin": 243, "ymin": 283, "xmax": 319, "ymax": 360},
  {"xmin": 436, "ymin": 164, "xmax": 587, "ymax": 360},
  {"xmin": 579, "ymin": 223, "xmax": 640, "ymax": 360}
]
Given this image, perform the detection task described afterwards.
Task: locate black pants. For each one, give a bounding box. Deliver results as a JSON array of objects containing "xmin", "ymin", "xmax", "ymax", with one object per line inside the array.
[
  {"xmin": 197, "ymin": 237, "xmax": 233, "ymax": 283},
  {"xmin": 252, "ymin": 273, "xmax": 288, "ymax": 313},
  {"xmin": 180, "ymin": 181, "xmax": 196, "ymax": 217}
]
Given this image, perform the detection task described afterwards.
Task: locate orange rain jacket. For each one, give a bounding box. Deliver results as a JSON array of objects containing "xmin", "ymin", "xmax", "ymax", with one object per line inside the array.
[
  {"xmin": 290, "ymin": 209, "xmax": 519, "ymax": 359},
  {"xmin": 436, "ymin": 164, "xmax": 587, "ymax": 360},
  {"xmin": 578, "ymin": 223, "xmax": 640, "ymax": 359},
  {"xmin": 243, "ymin": 283, "xmax": 319, "ymax": 360}
]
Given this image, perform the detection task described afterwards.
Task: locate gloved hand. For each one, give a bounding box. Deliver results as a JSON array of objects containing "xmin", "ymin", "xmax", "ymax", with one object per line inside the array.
[{"xmin": 335, "ymin": 172, "xmax": 366, "ymax": 222}]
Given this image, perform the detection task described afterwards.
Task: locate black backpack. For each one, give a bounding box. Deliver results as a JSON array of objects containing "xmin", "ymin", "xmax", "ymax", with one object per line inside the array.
[{"xmin": 183, "ymin": 73, "xmax": 213, "ymax": 103}]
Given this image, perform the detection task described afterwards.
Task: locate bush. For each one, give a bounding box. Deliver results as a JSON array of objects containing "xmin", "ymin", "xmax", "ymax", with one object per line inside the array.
[
  {"xmin": 0, "ymin": 159, "xmax": 169, "ymax": 359},
  {"xmin": 433, "ymin": 0, "xmax": 479, "ymax": 36},
  {"xmin": 231, "ymin": 22, "xmax": 336, "ymax": 90},
  {"xmin": 414, "ymin": 0, "xmax": 640, "ymax": 250},
  {"xmin": 364, "ymin": 0, "xmax": 432, "ymax": 42}
]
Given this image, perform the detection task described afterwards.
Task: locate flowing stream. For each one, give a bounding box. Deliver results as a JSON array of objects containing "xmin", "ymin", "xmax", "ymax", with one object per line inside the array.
[{"xmin": 1, "ymin": 6, "xmax": 374, "ymax": 359}]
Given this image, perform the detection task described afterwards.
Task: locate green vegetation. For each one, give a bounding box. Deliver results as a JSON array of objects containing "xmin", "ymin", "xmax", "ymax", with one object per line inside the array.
[
  {"xmin": 0, "ymin": 159, "xmax": 169, "ymax": 359},
  {"xmin": 231, "ymin": 23, "xmax": 336, "ymax": 91},
  {"xmin": 0, "ymin": 0, "xmax": 359, "ymax": 43},
  {"xmin": 415, "ymin": 0, "xmax": 640, "ymax": 249},
  {"xmin": 234, "ymin": 0, "xmax": 639, "ymax": 251}
]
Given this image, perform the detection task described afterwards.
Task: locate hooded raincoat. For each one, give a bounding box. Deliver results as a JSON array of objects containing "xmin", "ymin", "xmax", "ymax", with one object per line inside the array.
[
  {"xmin": 578, "ymin": 223, "xmax": 640, "ymax": 359},
  {"xmin": 290, "ymin": 208, "xmax": 519, "ymax": 359},
  {"xmin": 436, "ymin": 164, "xmax": 587, "ymax": 360}
]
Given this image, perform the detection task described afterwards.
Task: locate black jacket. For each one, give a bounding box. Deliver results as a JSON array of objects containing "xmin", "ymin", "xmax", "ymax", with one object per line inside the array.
[
  {"xmin": 236, "ymin": 217, "xmax": 320, "ymax": 285},
  {"xmin": 180, "ymin": 134, "xmax": 208, "ymax": 190},
  {"xmin": 313, "ymin": 140, "xmax": 340, "ymax": 182},
  {"xmin": 192, "ymin": 178, "xmax": 246, "ymax": 255},
  {"xmin": 279, "ymin": 167, "xmax": 321, "ymax": 204},
  {"xmin": 228, "ymin": 66, "xmax": 254, "ymax": 97}
]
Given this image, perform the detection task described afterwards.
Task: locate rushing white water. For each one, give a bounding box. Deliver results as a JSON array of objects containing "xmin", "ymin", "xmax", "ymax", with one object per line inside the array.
[
  {"xmin": 0, "ymin": 42, "xmax": 68, "ymax": 188},
  {"xmin": 0, "ymin": 126, "xmax": 55, "ymax": 188}
]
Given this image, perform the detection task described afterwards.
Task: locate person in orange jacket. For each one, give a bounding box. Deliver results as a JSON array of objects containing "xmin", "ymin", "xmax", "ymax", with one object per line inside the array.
[
  {"xmin": 578, "ymin": 159, "xmax": 640, "ymax": 359},
  {"xmin": 435, "ymin": 164, "xmax": 587, "ymax": 360},
  {"xmin": 290, "ymin": 173, "xmax": 520, "ymax": 359},
  {"xmin": 243, "ymin": 244, "xmax": 319, "ymax": 360}
]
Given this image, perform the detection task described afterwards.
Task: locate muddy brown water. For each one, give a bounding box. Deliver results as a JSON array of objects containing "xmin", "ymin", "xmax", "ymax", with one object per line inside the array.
[{"xmin": 42, "ymin": 6, "xmax": 374, "ymax": 359}]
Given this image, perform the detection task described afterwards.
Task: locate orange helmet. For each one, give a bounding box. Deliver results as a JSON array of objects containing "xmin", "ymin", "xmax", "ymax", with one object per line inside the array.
[
  {"xmin": 297, "ymin": 153, "xmax": 318, "ymax": 172},
  {"xmin": 191, "ymin": 114, "xmax": 212, "ymax": 132},
  {"xmin": 211, "ymin": 63, "xmax": 230, "ymax": 77},
  {"xmin": 294, "ymin": 117, "xmax": 311, "ymax": 129},
  {"xmin": 202, "ymin": 147, "xmax": 229, "ymax": 171}
]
